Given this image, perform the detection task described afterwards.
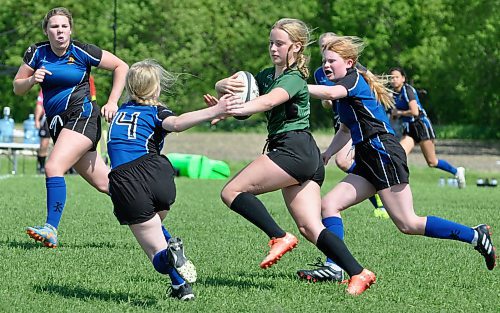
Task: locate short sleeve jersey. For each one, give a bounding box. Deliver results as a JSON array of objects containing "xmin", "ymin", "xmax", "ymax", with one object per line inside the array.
[
  {"xmin": 107, "ymin": 102, "xmax": 175, "ymax": 168},
  {"xmin": 23, "ymin": 40, "xmax": 102, "ymax": 118},
  {"xmin": 392, "ymin": 83, "xmax": 427, "ymax": 123},
  {"xmin": 255, "ymin": 67, "xmax": 310, "ymax": 135},
  {"xmin": 335, "ymin": 68, "xmax": 394, "ymax": 145}
]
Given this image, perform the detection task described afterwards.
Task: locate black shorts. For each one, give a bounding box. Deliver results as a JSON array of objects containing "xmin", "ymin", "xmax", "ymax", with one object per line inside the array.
[
  {"xmin": 266, "ymin": 130, "xmax": 325, "ymax": 186},
  {"xmin": 109, "ymin": 154, "xmax": 177, "ymax": 225},
  {"xmin": 47, "ymin": 102, "xmax": 101, "ymax": 151},
  {"xmin": 403, "ymin": 117, "xmax": 435, "ymax": 143},
  {"xmin": 38, "ymin": 116, "xmax": 50, "ymax": 138},
  {"xmin": 352, "ymin": 134, "xmax": 409, "ymax": 191}
]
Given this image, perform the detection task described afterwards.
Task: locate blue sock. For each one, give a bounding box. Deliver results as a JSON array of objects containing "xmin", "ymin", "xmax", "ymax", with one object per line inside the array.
[
  {"xmin": 424, "ymin": 216, "xmax": 474, "ymax": 243},
  {"xmin": 45, "ymin": 176, "xmax": 66, "ymax": 229},
  {"xmin": 152, "ymin": 249, "xmax": 185, "ymax": 286},
  {"xmin": 346, "ymin": 161, "xmax": 356, "ymax": 174},
  {"xmin": 322, "ymin": 217, "xmax": 344, "ymax": 264},
  {"xmin": 162, "ymin": 225, "xmax": 172, "ymax": 241},
  {"xmin": 436, "ymin": 159, "xmax": 457, "ymax": 175}
]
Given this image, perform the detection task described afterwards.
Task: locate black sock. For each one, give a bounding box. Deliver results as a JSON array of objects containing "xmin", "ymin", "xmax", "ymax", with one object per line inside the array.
[
  {"xmin": 37, "ymin": 156, "xmax": 46, "ymax": 168},
  {"xmin": 316, "ymin": 228, "xmax": 363, "ymax": 277},
  {"xmin": 230, "ymin": 192, "xmax": 286, "ymax": 239}
]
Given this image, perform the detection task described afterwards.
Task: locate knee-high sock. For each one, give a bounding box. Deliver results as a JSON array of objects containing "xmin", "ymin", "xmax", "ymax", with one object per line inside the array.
[
  {"xmin": 37, "ymin": 156, "xmax": 46, "ymax": 170},
  {"xmin": 152, "ymin": 249, "xmax": 185, "ymax": 286},
  {"xmin": 436, "ymin": 159, "xmax": 457, "ymax": 175},
  {"xmin": 45, "ymin": 176, "xmax": 66, "ymax": 229},
  {"xmin": 424, "ymin": 216, "xmax": 474, "ymax": 243},
  {"xmin": 230, "ymin": 192, "xmax": 286, "ymax": 239},
  {"xmin": 322, "ymin": 217, "xmax": 344, "ymax": 265},
  {"xmin": 162, "ymin": 225, "xmax": 172, "ymax": 241},
  {"xmin": 316, "ymin": 229, "xmax": 363, "ymax": 277}
]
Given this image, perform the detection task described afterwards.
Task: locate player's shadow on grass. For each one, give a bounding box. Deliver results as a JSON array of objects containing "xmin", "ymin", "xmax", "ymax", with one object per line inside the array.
[
  {"xmin": 33, "ymin": 284, "xmax": 158, "ymax": 307},
  {"xmin": 201, "ymin": 275, "xmax": 274, "ymax": 290},
  {"xmin": 1, "ymin": 239, "xmax": 132, "ymax": 250},
  {"xmin": 1, "ymin": 239, "xmax": 44, "ymax": 250},
  {"xmin": 200, "ymin": 270, "xmax": 296, "ymax": 290}
]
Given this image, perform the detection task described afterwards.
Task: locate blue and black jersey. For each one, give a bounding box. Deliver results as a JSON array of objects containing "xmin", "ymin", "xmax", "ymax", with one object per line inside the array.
[
  {"xmin": 334, "ymin": 68, "xmax": 394, "ymax": 145},
  {"xmin": 23, "ymin": 40, "xmax": 102, "ymax": 118},
  {"xmin": 107, "ymin": 102, "xmax": 175, "ymax": 168},
  {"xmin": 313, "ymin": 67, "xmax": 334, "ymax": 86},
  {"xmin": 392, "ymin": 83, "xmax": 427, "ymax": 123}
]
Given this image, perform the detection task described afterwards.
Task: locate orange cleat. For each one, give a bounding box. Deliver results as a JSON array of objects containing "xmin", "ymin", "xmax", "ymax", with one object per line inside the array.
[
  {"xmin": 346, "ymin": 269, "xmax": 376, "ymax": 295},
  {"xmin": 260, "ymin": 232, "xmax": 298, "ymax": 269}
]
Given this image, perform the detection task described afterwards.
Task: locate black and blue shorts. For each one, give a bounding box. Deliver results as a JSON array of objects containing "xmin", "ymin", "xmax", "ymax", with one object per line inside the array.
[
  {"xmin": 352, "ymin": 133, "xmax": 409, "ymax": 191},
  {"xmin": 47, "ymin": 102, "xmax": 101, "ymax": 151},
  {"xmin": 109, "ymin": 154, "xmax": 177, "ymax": 225},
  {"xmin": 266, "ymin": 130, "xmax": 325, "ymax": 186},
  {"xmin": 403, "ymin": 117, "xmax": 435, "ymax": 143}
]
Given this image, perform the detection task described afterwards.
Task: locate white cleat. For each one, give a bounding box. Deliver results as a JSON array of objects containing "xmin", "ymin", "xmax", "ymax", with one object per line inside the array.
[{"xmin": 456, "ymin": 167, "xmax": 466, "ymax": 189}]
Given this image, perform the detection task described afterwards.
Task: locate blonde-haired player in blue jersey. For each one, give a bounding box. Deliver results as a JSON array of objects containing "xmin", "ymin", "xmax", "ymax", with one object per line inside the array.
[{"xmin": 108, "ymin": 59, "xmax": 241, "ymax": 300}]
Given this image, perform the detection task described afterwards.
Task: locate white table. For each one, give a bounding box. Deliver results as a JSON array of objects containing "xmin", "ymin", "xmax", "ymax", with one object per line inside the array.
[{"xmin": 0, "ymin": 142, "xmax": 40, "ymax": 174}]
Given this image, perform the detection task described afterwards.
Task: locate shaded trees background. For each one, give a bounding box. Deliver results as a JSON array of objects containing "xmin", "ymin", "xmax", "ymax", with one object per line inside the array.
[{"xmin": 0, "ymin": 0, "xmax": 498, "ymax": 135}]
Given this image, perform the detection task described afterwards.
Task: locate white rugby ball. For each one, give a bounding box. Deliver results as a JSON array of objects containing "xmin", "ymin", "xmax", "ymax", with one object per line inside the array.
[{"xmin": 234, "ymin": 71, "xmax": 259, "ymax": 120}]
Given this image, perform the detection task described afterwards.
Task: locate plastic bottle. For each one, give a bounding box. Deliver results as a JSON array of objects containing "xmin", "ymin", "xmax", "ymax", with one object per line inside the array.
[
  {"xmin": 0, "ymin": 107, "xmax": 14, "ymax": 143},
  {"xmin": 23, "ymin": 113, "xmax": 39, "ymax": 144},
  {"xmin": 438, "ymin": 177, "xmax": 445, "ymax": 187}
]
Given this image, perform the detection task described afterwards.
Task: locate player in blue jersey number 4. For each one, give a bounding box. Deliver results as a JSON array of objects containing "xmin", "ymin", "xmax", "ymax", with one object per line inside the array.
[{"xmin": 107, "ymin": 59, "xmax": 242, "ymax": 300}]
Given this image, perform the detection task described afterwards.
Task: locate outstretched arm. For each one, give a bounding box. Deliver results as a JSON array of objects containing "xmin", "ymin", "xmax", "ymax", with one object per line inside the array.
[
  {"xmin": 227, "ymin": 87, "xmax": 289, "ymax": 117},
  {"xmin": 308, "ymin": 84, "xmax": 347, "ymax": 101},
  {"xmin": 163, "ymin": 94, "xmax": 243, "ymax": 132}
]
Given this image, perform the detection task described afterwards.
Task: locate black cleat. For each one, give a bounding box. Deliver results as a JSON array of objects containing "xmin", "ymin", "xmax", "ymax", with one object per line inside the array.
[
  {"xmin": 473, "ymin": 224, "xmax": 496, "ymax": 270},
  {"xmin": 169, "ymin": 283, "xmax": 195, "ymax": 301},
  {"xmin": 297, "ymin": 258, "xmax": 344, "ymax": 282},
  {"xmin": 167, "ymin": 237, "xmax": 197, "ymax": 283}
]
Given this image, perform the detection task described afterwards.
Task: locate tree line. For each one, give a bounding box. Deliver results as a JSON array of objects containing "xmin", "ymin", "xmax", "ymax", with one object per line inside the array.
[{"xmin": 0, "ymin": 0, "xmax": 498, "ymax": 136}]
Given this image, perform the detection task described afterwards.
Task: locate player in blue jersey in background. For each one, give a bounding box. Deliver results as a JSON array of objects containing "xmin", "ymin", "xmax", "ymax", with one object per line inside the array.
[
  {"xmin": 389, "ymin": 67, "xmax": 466, "ymax": 188},
  {"xmin": 107, "ymin": 59, "xmax": 241, "ymax": 300},
  {"xmin": 315, "ymin": 32, "xmax": 388, "ymax": 220},
  {"xmin": 298, "ymin": 36, "xmax": 496, "ymax": 286},
  {"xmin": 13, "ymin": 7, "xmax": 129, "ymax": 248}
]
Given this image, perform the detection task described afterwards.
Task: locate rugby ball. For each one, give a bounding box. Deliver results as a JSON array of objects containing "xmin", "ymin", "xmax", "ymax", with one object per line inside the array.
[{"xmin": 233, "ymin": 71, "xmax": 259, "ymax": 120}]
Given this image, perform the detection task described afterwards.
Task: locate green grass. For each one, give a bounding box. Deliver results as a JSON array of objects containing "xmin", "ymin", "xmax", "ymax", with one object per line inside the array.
[{"xmin": 0, "ymin": 165, "xmax": 499, "ymax": 312}]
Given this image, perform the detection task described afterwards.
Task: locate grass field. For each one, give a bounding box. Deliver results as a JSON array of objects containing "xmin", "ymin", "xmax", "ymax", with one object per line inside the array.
[{"xmin": 0, "ymin": 163, "xmax": 499, "ymax": 312}]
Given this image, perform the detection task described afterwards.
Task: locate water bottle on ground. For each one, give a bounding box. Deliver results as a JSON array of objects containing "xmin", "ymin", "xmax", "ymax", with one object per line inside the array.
[{"xmin": 23, "ymin": 114, "xmax": 39, "ymax": 144}]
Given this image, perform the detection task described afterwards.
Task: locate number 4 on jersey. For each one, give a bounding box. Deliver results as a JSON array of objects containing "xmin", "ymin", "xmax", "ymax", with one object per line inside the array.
[{"xmin": 115, "ymin": 112, "xmax": 140, "ymax": 139}]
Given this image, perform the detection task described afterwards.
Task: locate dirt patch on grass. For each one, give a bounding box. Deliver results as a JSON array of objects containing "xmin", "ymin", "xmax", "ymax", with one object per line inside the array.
[{"xmin": 164, "ymin": 132, "xmax": 500, "ymax": 173}]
